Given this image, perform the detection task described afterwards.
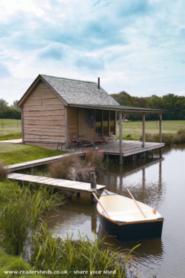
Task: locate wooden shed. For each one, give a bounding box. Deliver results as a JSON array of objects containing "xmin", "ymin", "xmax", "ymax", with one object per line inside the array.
[
  {"xmin": 18, "ymin": 74, "xmax": 119, "ymax": 149},
  {"xmin": 19, "ymin": 74, "xmax": 164, "ymax": 158}
]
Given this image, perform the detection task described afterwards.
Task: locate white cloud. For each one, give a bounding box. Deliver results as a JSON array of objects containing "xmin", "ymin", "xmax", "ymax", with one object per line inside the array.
[{"xmin": 0, "ymin": 0, "xmax": 185, "ymax": 103}]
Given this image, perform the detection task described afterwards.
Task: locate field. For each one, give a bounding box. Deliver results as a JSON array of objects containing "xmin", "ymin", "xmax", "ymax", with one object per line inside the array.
[
  {"xmin": 0, "ymin": 118, "xmax": 185, "ymax": 142},
  {"xmin": 0, "ymin": 119, "xmax": 21, "ymax": 140},
  {"xmin": 123, "ymin": 120, "xmax": 185, "ymax": 140},
  {"xmin": 0, "ymin": 143, "xmax": 63, "ymax": 165}
]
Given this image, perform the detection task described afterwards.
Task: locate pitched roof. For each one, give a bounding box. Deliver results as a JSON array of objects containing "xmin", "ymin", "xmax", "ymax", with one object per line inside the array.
[
  {"xmin": 18, "ymin": 74, "xmax": 119, "ymax": 107},
  {"xmin": 39, "ymin": 74, "xmax": 119, "ymax": 106},
  {"xmin": 18, "ymin": 74, "xmax": 163, "ymax": 114}
]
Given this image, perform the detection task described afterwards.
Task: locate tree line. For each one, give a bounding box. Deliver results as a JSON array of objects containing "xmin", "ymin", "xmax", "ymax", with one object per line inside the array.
[
  {"xmin": 112, "ymin": 92, "xmax": 185, "ymax": 120},
  {"xmin": 0, "ymin": 99, "xmax": 21, "ymax": 119},
  {"xmin": 0, "ymin": 92, "xmax": 185, "ymax": 120}
]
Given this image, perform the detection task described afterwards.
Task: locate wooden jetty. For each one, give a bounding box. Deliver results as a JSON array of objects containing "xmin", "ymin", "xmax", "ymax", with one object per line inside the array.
[
  {"xmin": 6, "ymin": 151, "xmax": 85, "ymax": 173},
  {"xmin": 8, "ymin": 173, "xmax": 105, "ymax": 193},
  {"xmin": 6, "ymin": 140, "xmax": 164, "ymax": 174}
]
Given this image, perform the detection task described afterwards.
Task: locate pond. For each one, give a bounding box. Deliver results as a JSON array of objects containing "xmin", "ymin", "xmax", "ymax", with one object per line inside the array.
[{"xmin": 46, "ymin": 146, "xmax": 185, "ymax": 278}]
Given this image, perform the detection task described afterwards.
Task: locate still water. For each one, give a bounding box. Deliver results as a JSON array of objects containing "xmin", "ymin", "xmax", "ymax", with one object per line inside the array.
[{"xmin": 47, "ymin": 147, "xmax": 185, "ymax": 278}]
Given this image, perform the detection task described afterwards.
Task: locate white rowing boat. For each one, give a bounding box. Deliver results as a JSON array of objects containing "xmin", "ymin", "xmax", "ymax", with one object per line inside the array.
[{"xmin": 96, "ymin": 191, "xmax": 163, "ymax": 241}]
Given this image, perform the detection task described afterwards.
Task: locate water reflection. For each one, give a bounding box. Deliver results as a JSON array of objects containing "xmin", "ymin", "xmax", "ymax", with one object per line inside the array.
[
  {"xmin": 99, "ymin": 158, "xmax": 165, "ymax": 210},
  {"xmin": 46, "ymin": 157, "xmax": 165, "ymax": 276},
  {"xmin": 47, "ymin": 147, "xmax": 185, "ymax": 277},
  {"xmin": 47, "ymin": 201, "xmax": 98, "ymax": 241}
]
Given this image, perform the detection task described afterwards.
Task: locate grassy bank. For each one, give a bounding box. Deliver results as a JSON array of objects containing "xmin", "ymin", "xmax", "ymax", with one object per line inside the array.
[
  {"xmin": 0, "ymin": 249, "xmax": 38, "ymax": 278},
  {"xmin": 0, "ymin": 119, "xmax": 21, "ymax": 140},
  {"xmin": 0, "ymin": 143, "xmax": 63, "ymax": 165},
  {"xmin": 145, "ymin": 129, "xmax": 185, "ymax": 145},
  {"xmin": 0, "ymin": 179, "xmax": 126, "ymax": 277},
  {"xmin": 0, "ymin": 179, "xmax": 63, "ymax": 277},
  {"xmin": 32, "ymin": 224, "xmax": 124, "ymax": 277}
]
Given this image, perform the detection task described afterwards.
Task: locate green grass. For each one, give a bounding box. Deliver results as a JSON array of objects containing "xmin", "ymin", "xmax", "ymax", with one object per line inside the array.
[
  {"xmin": 0, "ymin": 143, "xmax": 63, "ymax": 165},
  {"xmin": 32, "ymin": 224, "xmax": 125, "ymax": 277},
  {"xmin": 0, "ymin": 119, "xmax": 21, "ymax": 140},
  {"xmin": 0, "ymin": 132, "xmax": 21, "ymax": 141},
  {"xmin": 0, "ymin": 180, "xmax": 65, "ymax": 255},
  {"xmin": 123, "ymin": 120, "xmax": 185, "ymax": 140},
  {"xmin": 0, "ymin": 249, "xmax": 32, "ymax": 278},
  {"xmin": 0, "ymin": 180, "xmax": 125, "ymax": 277},
  {"xmin": 0, "ymin": 118, "xmax": 185, "ymax": 141}
]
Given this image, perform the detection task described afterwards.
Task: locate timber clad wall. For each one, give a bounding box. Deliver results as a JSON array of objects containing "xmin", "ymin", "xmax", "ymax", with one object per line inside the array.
[
  {"xmin": 23, "ymin": 81, "xmax": 66, "ymax": 147},
  {"xmin": 20, "ymin": 75, "xmax": 118, "ymax": 149}
]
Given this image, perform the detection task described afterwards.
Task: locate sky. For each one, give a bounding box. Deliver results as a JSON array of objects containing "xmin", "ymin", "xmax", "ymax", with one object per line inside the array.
[{"xmin": 0, "ymin": 0, "xmax": 185, "ymax": 103}]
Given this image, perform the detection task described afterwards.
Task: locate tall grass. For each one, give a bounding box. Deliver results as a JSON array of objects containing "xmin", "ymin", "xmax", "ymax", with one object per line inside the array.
[
  {"xmin": 85, "ymin": 150, "xmax": 104, "ymax": 168},
  {"xmin": 0, "ymin": 249, "xmax": 43, "ymax": 278},
  {"xmin": 84, "ymin": 150, "xmax": 104, "ymax": 177},
  {"xmin": 0, "ymin": 181, "xmax": 65, "ymax": 255},
  {"xmin": 145, "ymin": 129, "xmax": 185, "ymax": 146},
  {"xmin": 32, "ymin": 224, "xmax": 125, "ymax": 277},
  {"xmin": 49, "ymin": 156, "xmax": 81, "ymax": 180},
  {"xmin": 49, "ymin": 151, "xmax": 104, "ymax": 182},
  {"xmin": 0, "ymin": 181, "xmax": 126, "ymax": 276},
  {"xmin": 0, "ymin": 249, "xmax": 30, "ymax": 278}
]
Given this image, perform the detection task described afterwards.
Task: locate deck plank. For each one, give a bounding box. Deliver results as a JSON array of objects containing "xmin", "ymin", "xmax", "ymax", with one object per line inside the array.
[
  {"xmin": 99, "ymin": 140, "xmax": 164, "ymax": 157},
  {"xmin": 8, "ymin": 173, "xmax": 105, "ymax": 193}
]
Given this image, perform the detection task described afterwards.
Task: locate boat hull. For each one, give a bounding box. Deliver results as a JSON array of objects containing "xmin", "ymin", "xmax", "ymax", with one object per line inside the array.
[{"xmin": 99, "ymin": 214, "xmax": 163, "ymax": 241}]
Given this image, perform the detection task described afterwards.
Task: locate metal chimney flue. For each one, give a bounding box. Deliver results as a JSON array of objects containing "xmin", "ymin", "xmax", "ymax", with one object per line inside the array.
[{"xmin": 97, "ymin": 77, "xmax": 100, "ymax": 89}]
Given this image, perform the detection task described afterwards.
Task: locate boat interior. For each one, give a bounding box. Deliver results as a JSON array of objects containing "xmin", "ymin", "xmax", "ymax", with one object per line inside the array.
[{"xmin": 97, "ymin": 194, "xmax": 162, "ymax": 223}]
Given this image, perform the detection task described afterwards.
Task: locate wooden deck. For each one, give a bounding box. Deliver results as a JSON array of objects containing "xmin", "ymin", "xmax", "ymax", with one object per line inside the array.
[
  {"xmin": 97, "ymin": 140, "xmax": 164, "ymax": 157},
  {"xmin": 8, "ymin": 173, "xmax": 105, "ymax": 193},
  {"xmin": 6, "ymin": 140, "xmax": 164, "ymax": 174}
]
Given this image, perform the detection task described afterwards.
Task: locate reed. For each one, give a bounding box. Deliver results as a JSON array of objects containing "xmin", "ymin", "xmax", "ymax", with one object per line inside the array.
[
  {"xmin": 49, "ymin": 151, "xmax": 105, "ymax": 183},
  {"xmin": 145, "ymin": 129, "xmax": 185, "ymax": 146},
  {"xmin": 0, "ymin": 181, "xmax": 65, "ymax": 255},
  {"xmin": 0, "ymin": 249, "xmax": 43, "ymax": 278},
  {"xmin": 32, "ymin": 224, "xmax": 125, "ymax": 277},
  {"xmin": 0, "ymin": 249, "xmax": 30, "ymax": 277},
  {"xmin": 49, "ymin": 156, "xmax": 81, "ymax": 179},
  {"xmin": 85, "ymin": 150, "xmax": 104, "ymax": 168},
  {"xmin": 174, "ymin": 129, "xmax": 185, "ymax": 144}
]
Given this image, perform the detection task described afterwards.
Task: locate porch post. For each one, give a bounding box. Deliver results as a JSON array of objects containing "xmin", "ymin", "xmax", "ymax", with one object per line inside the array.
[
  {"xmin": 119, "ymin": 112, "xmax": 123, "ymax": 165},
  {"xmin": 101, "ymin": 111, "xmax": 103, "ymax": 136},
  {"xmin": 115, "ymin": 111, "xmax": 117, "ymax": 135},
  {"xmin": 142, "ymin": 113, "xmax": 146, "ymax": 148},
  {"xmin": 159, "ymin": 113, "xmax": 162, "ymax": 143},
  {"xmin": 108, "ymin": 111, "xmax": 110, "ymax": 136}
]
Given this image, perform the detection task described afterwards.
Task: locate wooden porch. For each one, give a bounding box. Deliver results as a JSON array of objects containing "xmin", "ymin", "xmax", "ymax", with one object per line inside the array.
[
  {"xmin": 68, "ymin": 104, "xmax": 164, "ymax": 164},
  {"xmin": 96, "ymin": 140, "xmax": 164, "ymax": 158}
]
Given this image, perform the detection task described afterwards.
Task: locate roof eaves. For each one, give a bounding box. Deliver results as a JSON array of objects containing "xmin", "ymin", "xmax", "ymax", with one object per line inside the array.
[{"xmin": 68, "ymin": 103, "xmax": 163, "ymax": 114}]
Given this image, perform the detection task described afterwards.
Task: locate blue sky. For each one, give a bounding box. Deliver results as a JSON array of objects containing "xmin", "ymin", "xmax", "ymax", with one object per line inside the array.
[{"xmin": 0, "ymin": 0, "xmax": 185, "ymax": 103}]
